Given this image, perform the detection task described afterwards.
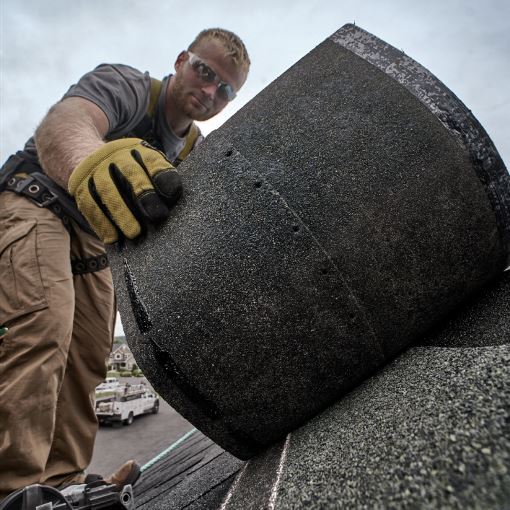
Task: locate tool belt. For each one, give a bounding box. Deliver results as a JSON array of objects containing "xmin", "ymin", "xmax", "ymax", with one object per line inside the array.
[{"xmin": 0, "ymin": 154, "xmax": 109, "ymax": 275}]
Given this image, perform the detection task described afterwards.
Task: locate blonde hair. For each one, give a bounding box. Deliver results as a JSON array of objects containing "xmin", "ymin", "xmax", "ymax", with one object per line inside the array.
[{"xmin": 188, "ymin": 28, "xmax": 250, "ymax": 74}]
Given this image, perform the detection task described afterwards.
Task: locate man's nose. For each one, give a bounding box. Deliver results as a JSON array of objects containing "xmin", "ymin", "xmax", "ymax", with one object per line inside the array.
[{"xmin": 201, "ymin": 82, "xmax": 218, "ymax": 100}]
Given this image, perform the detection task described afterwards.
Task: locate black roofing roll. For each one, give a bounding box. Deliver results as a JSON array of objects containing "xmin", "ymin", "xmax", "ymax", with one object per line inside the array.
[{"xmin": 108, "ymin": 24, "xmax": 510, "ymax": 459}]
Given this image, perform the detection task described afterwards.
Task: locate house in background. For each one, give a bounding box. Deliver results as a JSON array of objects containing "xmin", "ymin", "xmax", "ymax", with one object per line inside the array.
[{"xmin": 108, "ymin": 343, "xmax": 137, "ymax": 372}]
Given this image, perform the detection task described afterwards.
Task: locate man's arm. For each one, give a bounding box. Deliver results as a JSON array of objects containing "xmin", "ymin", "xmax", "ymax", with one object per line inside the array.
[
  {"xmin": 35, "ymin": 95, "xmax": 182, "ymax": 244},
  {"xmin": 35, "ymin": 97, "xmax": 109, "ymax": 188}
]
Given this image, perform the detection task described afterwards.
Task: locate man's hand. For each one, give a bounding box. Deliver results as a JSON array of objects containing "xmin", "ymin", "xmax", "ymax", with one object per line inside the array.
[{"xmin": 68, "ymin": 138, "xmax": 182, "ymax": 243}]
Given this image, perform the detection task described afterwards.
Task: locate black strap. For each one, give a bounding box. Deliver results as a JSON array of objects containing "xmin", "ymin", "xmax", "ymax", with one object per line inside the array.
[
  {"xmin": 71, "ymin": 254, "xmax": 109, "ymax": 275},
  {"xmin": 2, "ymin": 173, "xmax": 109, "ymax": 275},
  {"xmin": 0, "ymin": 155, "xmax": 96, "ymax": 236},
  {"xmin": 1, "ymin": 155, "xmax": 109, "ymax": 275},
  {"xmin": 3, "ymin": 173, "xmax": 74, "ymax": 229}
]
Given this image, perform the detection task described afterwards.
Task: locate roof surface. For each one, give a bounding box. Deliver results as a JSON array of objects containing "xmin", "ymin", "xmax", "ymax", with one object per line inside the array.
[{"xmin": 135, "ymin": 272, "xmax": 510, "ymax": 509}]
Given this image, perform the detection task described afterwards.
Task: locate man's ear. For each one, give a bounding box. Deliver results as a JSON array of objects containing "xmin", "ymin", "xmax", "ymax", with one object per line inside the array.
[{"xmin": 174, "ymin": 51, "xmax": 188, "ymax": 71}]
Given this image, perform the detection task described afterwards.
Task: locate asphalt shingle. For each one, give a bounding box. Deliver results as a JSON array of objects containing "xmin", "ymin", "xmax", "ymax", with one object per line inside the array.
[
  {"xmin": 222, "ymin": 272, "xmax": 510, "ymax": 509},
  {"xmin": 107, "ymin": 23, "xmax": 510, "ymax": 461}
]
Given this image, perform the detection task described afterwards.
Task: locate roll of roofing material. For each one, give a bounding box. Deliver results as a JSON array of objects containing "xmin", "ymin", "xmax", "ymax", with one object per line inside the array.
[{"xmin": 108, "ymin": 24, "xmax": 510, "ymax": 459}]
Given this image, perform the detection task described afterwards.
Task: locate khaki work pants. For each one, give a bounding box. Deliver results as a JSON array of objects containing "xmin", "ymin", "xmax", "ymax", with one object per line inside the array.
[{"xmin": 0, "ymin": 192, "xmax": 115, "ymax": 499}]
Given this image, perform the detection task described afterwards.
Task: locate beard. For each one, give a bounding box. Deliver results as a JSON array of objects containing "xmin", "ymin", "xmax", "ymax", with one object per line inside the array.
[{"xmin": 172, "ymin": 74, "xmax": 218, "ymax": 122}]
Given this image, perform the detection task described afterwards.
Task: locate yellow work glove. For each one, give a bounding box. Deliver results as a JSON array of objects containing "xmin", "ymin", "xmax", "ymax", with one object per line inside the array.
[{"xmin": 68, "ymin": 138, "xmax": 182, "ymax": 244}]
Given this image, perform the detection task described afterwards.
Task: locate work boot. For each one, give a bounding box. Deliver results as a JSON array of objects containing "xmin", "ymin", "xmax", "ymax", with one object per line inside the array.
[
  {"xmin": 102, "ymin": 460, "xmax": 141, "ymax": 489},
  {"xmin": 58, "ymin": 460, "xmax": 141, "ymax": 492}
]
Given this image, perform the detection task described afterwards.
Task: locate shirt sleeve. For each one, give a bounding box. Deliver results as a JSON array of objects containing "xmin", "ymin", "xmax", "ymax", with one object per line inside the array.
[{"xmin": 62, "ymin": 64, "xmax": 151, "ymax": 138}]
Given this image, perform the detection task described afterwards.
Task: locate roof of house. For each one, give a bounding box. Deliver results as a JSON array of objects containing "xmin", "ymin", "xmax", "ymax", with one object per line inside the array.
[
  {"xmin": 134, "ymin": 271, "xmax": 510, "ymax": 508},
  {"xmin": 134, "ymin": 430, "xmax": 242, "ymax": 509}
]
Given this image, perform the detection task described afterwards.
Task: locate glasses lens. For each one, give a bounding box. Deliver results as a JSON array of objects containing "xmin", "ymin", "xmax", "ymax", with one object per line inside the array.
[
  {"xmin": 188, "ymin": 52, "xmax": 236, "ymax": 102},
  {"xmin": 216, "ymin": 84, "xmax": 228, "ymax": 102},
  {"xmin": 217, "ymin": 83, "xmax": 236, "ymax": 102},
  {"xmin": 195, "ymin": 62, "xmax": 215, "ymax": 83},
  {"xmin": 189, "ymin": 54, "xmax": 215, "ymax": 83}
]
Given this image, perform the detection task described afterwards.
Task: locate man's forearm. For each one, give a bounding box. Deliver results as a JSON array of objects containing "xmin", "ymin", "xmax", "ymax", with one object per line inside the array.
[{"xmin": 35, "ymin": 97, "xmax": 108, "ymax": 189}]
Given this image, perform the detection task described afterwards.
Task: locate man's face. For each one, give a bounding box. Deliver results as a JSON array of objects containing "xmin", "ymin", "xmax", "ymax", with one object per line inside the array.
[{"xmin": 171, "ymin": 38, "xmax": 247, "ymax": 122}]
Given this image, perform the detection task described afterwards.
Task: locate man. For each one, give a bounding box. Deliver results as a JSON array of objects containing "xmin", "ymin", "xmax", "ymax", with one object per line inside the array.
[{"xmin": 0, "ymin": 28, "xmax": 250, "ymax": 498}]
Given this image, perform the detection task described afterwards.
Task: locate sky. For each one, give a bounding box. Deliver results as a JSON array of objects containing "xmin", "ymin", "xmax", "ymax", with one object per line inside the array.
[{"xmin": 1, "ymin": 0, "xmax": 509, "ymax": 335}]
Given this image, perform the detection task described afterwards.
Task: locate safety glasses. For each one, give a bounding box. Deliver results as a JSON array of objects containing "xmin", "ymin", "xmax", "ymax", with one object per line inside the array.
[{"xmin": 187, "ymin": 51, "xmax": 236, "ymax": 102}]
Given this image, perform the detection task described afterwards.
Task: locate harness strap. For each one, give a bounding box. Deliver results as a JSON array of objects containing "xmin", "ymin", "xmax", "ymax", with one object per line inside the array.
[
  {"xmin": 0, "ymin": 155, "xmax": 96, "ymax": 236},
  {"xmin": 174, "ymin": 123, "xmax": 201, "ymax": 165},
  {"xmin": 1, "ymin": 157, "xmax": 109, "ymax": 275},
  {"xmin": 132, "ymin": 78, "xmax": 202, "ymax": 165},
  {"xmin": 3, "ymin": 173, "xmax": 76, "ymax": 229},
  {"xmin": 148, "ymin": 77, "xmax": 161, "ymax": 117},
  {"xmin": 71, "ymin": 254, "xmax": 109, "ymax": 275}
]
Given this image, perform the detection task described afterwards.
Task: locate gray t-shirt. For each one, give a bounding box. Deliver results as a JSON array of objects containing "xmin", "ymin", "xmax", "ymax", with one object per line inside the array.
[{"xmin": 20, "ymin": 64, "xmax": 198, "ymax": 165}]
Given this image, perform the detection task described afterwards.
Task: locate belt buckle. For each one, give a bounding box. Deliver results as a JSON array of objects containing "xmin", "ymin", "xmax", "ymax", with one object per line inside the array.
[
  {"xmin": 37, "ymin": 189, "xmax": 59, "ymax": 208},
  {"xmin": 15, "ymin": 176, "xmax": 59, "ymax": 207}
]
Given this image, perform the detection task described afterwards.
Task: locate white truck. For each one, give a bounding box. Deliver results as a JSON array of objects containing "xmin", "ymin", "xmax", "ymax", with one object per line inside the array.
[{"xmin": 95, "ymin": 383, "xmax": 159, "ymax": 426}]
